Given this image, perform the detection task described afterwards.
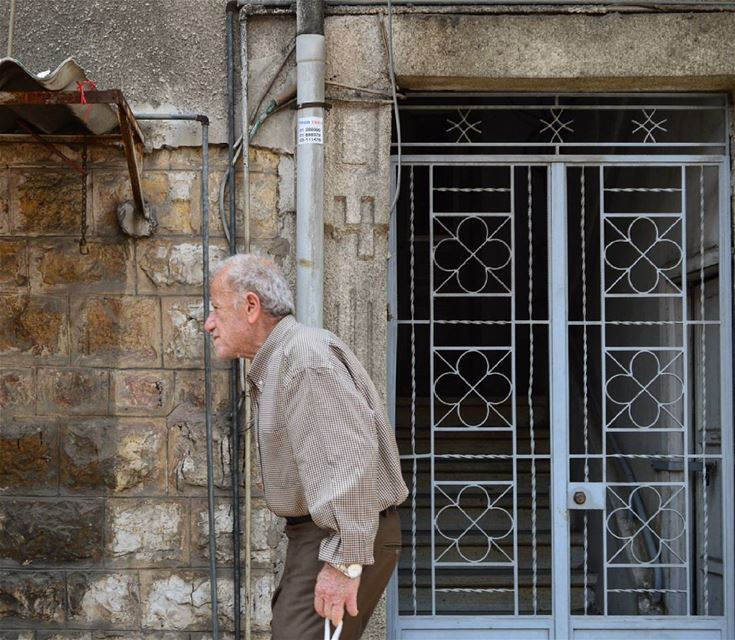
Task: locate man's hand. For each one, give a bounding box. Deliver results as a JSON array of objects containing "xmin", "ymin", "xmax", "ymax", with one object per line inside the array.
[{"xmin": 314, "ymin": 563, "xmax": 360, "ymax": 627}]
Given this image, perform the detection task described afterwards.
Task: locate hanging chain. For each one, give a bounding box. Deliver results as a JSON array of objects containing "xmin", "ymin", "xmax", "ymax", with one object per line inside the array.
[{"xmin": 79, "ymin": 144, "xmax": 89, "ymax": 255}]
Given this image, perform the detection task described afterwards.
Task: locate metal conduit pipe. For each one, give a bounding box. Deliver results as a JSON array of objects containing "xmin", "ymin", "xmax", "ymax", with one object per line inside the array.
[
  {"xmin": 237, "ymin": 9, "xmax": 253, "ymax": 640},
  {"xmin": 133, "ymin": 112, "xmax": 219, "ymax": 639},
  {"xmin": 225, "ymin": 4, "xmax": 244, "ymax": 638},
  {"xmin": 296, "ymin": 0, "xmax": 326, "ymax": 327}
]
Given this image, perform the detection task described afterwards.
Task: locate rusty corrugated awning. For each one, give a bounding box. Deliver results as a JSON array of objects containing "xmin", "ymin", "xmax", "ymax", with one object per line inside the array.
[
  {"xmin": 0, "ymin": 57, "xmax": 120, "ymax": 135},
  {"xmin": 0, "ymin": 58, "xmax": 153, "ymax": 236}
]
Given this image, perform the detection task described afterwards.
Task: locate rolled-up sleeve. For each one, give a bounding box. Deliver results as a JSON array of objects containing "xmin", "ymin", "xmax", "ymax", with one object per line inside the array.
[{"xmin": 284, "ymin": 365, "xmax": 380, "ymax": 565}]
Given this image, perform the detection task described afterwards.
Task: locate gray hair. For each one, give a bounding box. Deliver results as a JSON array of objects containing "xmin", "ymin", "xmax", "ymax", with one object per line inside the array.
[{"xmin": 214, "ymin": 253, "xmax": 295, "ymax": 318}]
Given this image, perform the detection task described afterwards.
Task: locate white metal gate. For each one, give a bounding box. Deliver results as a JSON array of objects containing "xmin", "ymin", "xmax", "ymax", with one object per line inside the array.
[{"xmin": 387, "ymin": 95, "xmax": 734, "ymax": 640}]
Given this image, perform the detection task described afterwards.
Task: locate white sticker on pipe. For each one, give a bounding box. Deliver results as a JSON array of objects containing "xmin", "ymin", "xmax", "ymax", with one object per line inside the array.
[{"xmin": 298, "ymin": 116, "xmax": 324, "ymax": 145}]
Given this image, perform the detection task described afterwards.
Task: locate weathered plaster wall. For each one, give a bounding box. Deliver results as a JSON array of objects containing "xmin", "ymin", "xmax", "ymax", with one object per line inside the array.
[
  {"xmin": 0, "ymin": 0, "xmax": 230, "ymax": 147},
  {"xmin": 389, "ymin": 11, "xmax": 735, "ymax": 90}
]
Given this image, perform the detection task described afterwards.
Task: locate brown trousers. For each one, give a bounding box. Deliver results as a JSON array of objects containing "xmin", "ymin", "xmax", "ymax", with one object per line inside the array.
[{"xmin": 271, "ymin": 509, "xmax": 402, "ymax": 640}]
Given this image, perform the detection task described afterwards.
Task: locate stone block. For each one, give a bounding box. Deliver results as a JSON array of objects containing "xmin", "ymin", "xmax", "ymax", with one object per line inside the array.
[
  {"xmin": 153, "ymin": 171, "xmax": 200, "ymax": 235},
  {"xmin": 0, "ymin": 571, "xmax": 66, "ymax": 626},
  {"xmin": 161, "ymin": 297, "xmax": 206, "ymax": 369},
  {"xmin": 0, "ymin": 173, "xmax": 9, "ymax": 235},
  {"xmin": 0, "ymin": 420, "xmax": 58, "ymax": 495},
  {"xmin": 92, "ymin": 170, "xmax": 203, "ymax": 238},
  {"xmin": 11, "ymin": 171, "xmax": 82, "ymax": 235},
  {"xmin": 249, "ymin": 507, "xmax": 285, "ymax": 567},
  {"xmin": 110, "ymin": 370, "xmax": 175, "ymax": 416},
  {"xmin": 0, "ymin": 499, "xmax": 104, "ymax": 566},
  {"xmin": 173, "ymin": 369, "xmax": 231, "ymax": 414},
  {"xmin": 60, "ymin": 420, "xmax": 166, "ymax": 496},
  {"xmin": 277, "ymin": 155, "xmax": 295, "ymax": 214},
  {"xmin": 0, "ymin": 368, "xmax": 35, "ymax": 416},
  {"xmin": 190, "ymin": 500, "xmax": 237, "ymax": 566},
  {"xmin": 1, "ymin": 143, "xmax": 81, "ymax": 167},
  {"xmin": 37, "ymin": 634, "xmax": 92, "ymax": 640},
  {"xmin": 0, "ymin": 240, "xmax": 28, "ymax": 289},
  {"xmin": 106, "ymin": 499, "xmax": 189, "ymax": 566},
  {"xmin": 37, "ymin": 368, "xmax": 108, "ymax": 416},
  {"xmin": 0, "ymin": 633, "xmax": 35, "ymax": 640},
  {"xmin": 137, "ymin": 240, "xmax": 228, "ymax": 294},
  {"xmin": 250, "ymin": 572, "xmax": 275, "ymax": 629},
  {"xmin": 248, "ymin": 147, "xmax": 279, "ymax": 174},
  {"xmin": 167, "ymin": 405, "xmax": 231, "ymax": 494},
  {"xmin": 139, "ymin": 571, "xmax": 234, "ymax": 631},
  {"xmin": 67, "ymin": 572, "xmax": 140, "ymax": 628},
  {"xmin": 29, "ymin": 239, "xmax": 135, "ymax": 294},
  {"xmin": 248, "ymin": 172, "xmax": 280, "ymax": 239},
  {"xmin": 71, "ymin": 296, "xmax": 161, "ymax": 367},
  {"xmin": 0, "ymin": 294, "xmax": 69, "ymax": 365}
]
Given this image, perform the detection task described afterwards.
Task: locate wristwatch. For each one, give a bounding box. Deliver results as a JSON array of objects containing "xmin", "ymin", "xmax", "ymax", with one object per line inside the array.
[{"xmin": 329, "ymin": 562, "xmax": 363, "ymax": 578}]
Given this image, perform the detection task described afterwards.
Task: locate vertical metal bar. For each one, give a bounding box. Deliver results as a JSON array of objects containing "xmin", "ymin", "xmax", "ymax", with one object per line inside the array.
[
  {"xmin": 201, "ymin": 120, "xmax": 220, "ymax": 640},
  {"xmin": 717, "ymin": 158, "xmax": 734, "ymax": 637},
  {"xmin": 238, "ymin": 13, "xmax": 253, "ymax": 639},
  {"xmin": 527, "ymin": 165, "xmax": 538, "ymax": 615},
  {"xmin": 698, "ymin": 165, "xmax": 710, "ymax": 615},
  {"xmin": 599, "ymin": 164, "xmax": 608, "ymax": 616},
  {"xmin": 409, "ymin": 165, "xmax": 418, "ymax": 615},
  {"xmin": 580, "ymin": 166, "xmax": 590, "ymax": 616},
  {"xmin": 680, "ymin": 164, "xmax": 691, "ymax": 616},
  {"xmin": 550, "ymin": 162, "xmax": 571, "ymax": 639},
  {"xmin": 429, "ymin": 163, "xmax": 436, "ymax": 616},
  {"xmin": 386, "ymin": 160, "xmax": 400, "ymax": 638},
  {"xmin": 510, "ymin": 166, "xmax": 519, "ymax": 616},
  {"xmin": 225, "ymin": 8, "xmax": 242, "ymax": 637}
]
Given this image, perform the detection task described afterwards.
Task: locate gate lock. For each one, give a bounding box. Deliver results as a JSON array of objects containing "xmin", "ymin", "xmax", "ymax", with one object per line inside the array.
[{"xmin": 567, "ymin": 483, "xmax": 606, "ymax": 510}]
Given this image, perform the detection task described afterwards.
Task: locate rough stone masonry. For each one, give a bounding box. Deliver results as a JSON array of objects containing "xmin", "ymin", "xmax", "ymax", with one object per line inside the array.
[{"xmin": 0, "ymin": 141, "xmax": 294, "ymax": 639}]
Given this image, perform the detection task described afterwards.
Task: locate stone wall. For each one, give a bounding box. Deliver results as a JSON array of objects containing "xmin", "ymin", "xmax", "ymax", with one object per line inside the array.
[{"xmin": 0, "ymin": 141, "xmax": 296, "ymax": 638}]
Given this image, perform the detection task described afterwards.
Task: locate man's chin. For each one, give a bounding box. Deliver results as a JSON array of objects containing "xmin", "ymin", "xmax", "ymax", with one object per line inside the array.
[{"xmin": 212, "ymin": 345, "xmax": 231, "ymax": 360}]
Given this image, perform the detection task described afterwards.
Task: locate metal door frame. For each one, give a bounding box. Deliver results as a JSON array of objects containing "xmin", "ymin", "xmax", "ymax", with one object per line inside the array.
[{"xmin": 387, "ymin": 153, "xmax": 734, "ymax": 640}]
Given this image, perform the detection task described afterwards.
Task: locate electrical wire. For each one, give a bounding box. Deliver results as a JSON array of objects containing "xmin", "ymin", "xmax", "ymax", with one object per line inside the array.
[
  {"xmin": 249, "ymin": 38, "xmax": 296, "ymax": 129},
  {"xmin": 219, "ymin": 136, "xmax": 244, "ymax": 246},
  {"xmin": 385, "ymin": 0, "xmax": 402, "ymax": 217}
]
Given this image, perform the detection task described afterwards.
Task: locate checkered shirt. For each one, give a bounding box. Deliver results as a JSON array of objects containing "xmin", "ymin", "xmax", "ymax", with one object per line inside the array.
[{"xmin": 247, "ymin": 315, "xmax": 408, "ymax": 565}]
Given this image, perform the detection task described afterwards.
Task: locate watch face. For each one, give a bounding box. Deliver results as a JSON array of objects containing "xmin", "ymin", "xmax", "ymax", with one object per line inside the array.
[{"xmin": 347, "ymin": 564, "xmax": 362, "ymax": 578}]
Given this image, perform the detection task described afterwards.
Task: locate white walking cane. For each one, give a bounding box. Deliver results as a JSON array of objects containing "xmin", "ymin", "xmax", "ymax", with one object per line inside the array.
[{"xmin": 324, "ymin": 618, "xmax": 343, "ymax": 640}]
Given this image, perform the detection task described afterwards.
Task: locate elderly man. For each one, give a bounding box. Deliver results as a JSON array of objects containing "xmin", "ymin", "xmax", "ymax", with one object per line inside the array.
[{"xmin": 204, "ymin": 253, "xmax": 408, "ymax": 640}]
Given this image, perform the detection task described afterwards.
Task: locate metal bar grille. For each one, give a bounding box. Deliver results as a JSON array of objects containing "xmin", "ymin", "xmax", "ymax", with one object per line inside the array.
[{"xmin": 392, "ymin": 94, "xmax": 731, "ymax": 636}]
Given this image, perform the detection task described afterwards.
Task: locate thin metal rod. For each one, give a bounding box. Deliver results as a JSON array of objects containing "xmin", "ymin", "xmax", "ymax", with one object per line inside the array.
[
  {"xmin": 226, "ymin": 4, "xmax": 243, "ymax": 638},
  {"xmin": 6, "ymin": 0, "xmax": 16, "ymax": 58},
  {"xmin": 201, "ymin": 121, "xmax": 219, "ymax": 640},
  {"xmin": 136, "ymin": 112, "xmax": 219, "ymax": 638},
  {"xmin": 239, "ymin": 11, "xmax": 253, "ymax": 639}
]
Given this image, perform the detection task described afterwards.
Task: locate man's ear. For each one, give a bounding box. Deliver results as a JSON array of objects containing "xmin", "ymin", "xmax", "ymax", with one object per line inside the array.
[{"xmin": 243, "ymin": 291, "xmax": 262, "ymax": 324}]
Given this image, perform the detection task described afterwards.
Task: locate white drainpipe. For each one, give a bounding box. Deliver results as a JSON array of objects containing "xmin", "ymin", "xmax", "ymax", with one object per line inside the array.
[{"xmin": 295, "ymin": 27, "xmax": 325, "ymax": 327}]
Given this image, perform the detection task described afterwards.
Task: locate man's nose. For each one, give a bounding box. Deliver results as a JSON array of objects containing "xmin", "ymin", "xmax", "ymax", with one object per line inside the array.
[{"xmin": 204, "ymin": 313, "xmax": 215, "ymax": 332}]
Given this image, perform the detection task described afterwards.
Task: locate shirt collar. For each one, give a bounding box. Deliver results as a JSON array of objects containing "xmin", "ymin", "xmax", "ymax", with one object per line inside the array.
[{"xmin": 247, "ymin": 314, "xmax": 297, "ymax": 390}]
